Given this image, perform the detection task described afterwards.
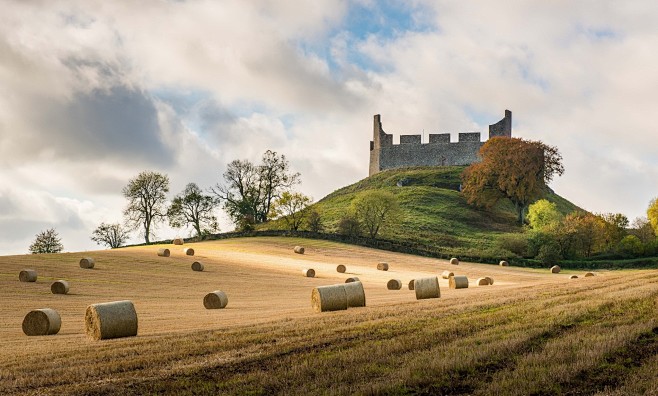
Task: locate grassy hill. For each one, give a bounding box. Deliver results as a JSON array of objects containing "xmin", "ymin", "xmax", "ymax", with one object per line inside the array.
[{"xmin": 263, "ymin": 166, "xmax": 581, "ymax": 258}]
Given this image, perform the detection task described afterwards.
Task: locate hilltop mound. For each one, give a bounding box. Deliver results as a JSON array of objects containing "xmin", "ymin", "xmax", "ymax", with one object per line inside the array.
[{"xmin": 264, "ymin": 166, "xmax": 581, "ymax": 257}]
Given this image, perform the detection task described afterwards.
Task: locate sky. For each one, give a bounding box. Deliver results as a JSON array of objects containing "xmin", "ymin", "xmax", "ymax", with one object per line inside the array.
[{"xmin": 1, "ymin": 0, "xmax": 657, "ymax": 255}]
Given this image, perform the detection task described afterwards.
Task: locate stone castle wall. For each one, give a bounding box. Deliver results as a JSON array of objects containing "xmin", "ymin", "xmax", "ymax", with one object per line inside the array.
[{"xmin": 369, "ymin": 110, "xmax": 512, "ymax": 176}]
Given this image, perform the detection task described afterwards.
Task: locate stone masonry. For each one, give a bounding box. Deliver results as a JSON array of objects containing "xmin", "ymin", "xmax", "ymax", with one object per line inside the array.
[{"xmin": 369, "ymin": 110, "xmax": 512, "ymax": 176}]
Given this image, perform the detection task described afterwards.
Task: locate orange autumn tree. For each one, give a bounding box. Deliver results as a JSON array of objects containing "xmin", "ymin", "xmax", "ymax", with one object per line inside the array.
[{"xmin": 461, "ymin": 137, "xmax": 564, "ymax": 224}]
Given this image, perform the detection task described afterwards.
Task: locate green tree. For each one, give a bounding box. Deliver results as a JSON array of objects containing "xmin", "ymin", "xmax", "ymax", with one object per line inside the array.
[
  {"xmin": 168, "ymin": 183, "xmax": 220, "ymax": 238},
  {"xmin": 599, "ymin": 212, "xmax": 629, "ymax": 250},
  {"xmin": 461, "ymin": 137, "xmax": 564, "ymax": 224},
  {"xmin": 91, "ymin": 222, "xmax": 130, "ymax": 248},
  {"xmin": 629, "ymin": 216, "xmax": 655, "ymax": 244},
  {"xmin": 617, "ymin": 235, "xmax": 644, "ymax": 257},
  {"xmin": 647, "ymin": 198, "xmax": 658, "ymax": 236},
  {"xmin": 527, "ymin": 199, "xmax": 562, "ymax": 230},
  {"xmin": 122, "ymin": 171, "xmax": 170, "ymax": 244},
  {"xmin": 352, "ymin": 190, "xmax": 402, "ymax": 239},
  {"xmin": 29, "ymin": 228, "xmax": 63, "ymax": 254},
  {"xmin": 338, "ymin": 214, "xmax": 361, "ymax": 237},
  {"xmin": 271, "ymin": 191, "xmax": 312, "ymax": 231},
  {"xmin": 305, "ymin": 209, "xmax": 324, "ymax": 233},
  {"xmin": 259, "ymin": 150, "xmax": 300, "ymax": 222}
]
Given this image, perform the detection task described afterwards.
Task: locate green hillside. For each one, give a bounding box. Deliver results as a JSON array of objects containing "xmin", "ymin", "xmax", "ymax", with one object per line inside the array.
[{"xmin": 264, "ymin": 166, "xmax": 581, "ymax": 258}]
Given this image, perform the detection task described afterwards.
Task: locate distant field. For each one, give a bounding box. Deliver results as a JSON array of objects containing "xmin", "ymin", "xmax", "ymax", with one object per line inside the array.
[{"xmin": 1, "ymin": 237, "xmax": 656, "ymax": 395}]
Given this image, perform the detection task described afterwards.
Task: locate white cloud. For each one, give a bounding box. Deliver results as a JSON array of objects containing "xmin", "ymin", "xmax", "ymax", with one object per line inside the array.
[{"xmin": 0, "ymin": 1, "xmax": 657, "ymax": 254}]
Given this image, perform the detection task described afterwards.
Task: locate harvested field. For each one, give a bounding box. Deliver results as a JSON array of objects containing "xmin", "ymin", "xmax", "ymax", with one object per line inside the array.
[{"xmin": 0, "ymin": 237, "xmax": 656, "ymax": 395}]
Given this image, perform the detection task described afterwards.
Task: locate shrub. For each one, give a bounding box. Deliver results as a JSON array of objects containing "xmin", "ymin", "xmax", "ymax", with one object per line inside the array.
[{"xmin": 497, "ymin": 234, "xmax": 529, "ymax": 257}]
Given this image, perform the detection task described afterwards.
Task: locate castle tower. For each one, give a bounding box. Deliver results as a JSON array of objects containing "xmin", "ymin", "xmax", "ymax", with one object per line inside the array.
[
  {"xmin": 369, "ymin": 114, "xmax": 392, "ymax": 176},
  {"xmin": 488, "ymin": 109, "xmax": 512, "ymax": 139}
]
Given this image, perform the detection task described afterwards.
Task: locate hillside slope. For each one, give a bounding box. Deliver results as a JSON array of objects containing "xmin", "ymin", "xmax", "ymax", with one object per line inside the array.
[{"xmin": 265, "ymin": 166, "xmax": 581, "ymax": 257}]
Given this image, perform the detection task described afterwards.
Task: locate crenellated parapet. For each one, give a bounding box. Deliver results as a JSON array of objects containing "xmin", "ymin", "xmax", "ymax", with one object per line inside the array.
[{"xmin": 369, "ymin": 110, "xmax": 512, "ymax": 175}]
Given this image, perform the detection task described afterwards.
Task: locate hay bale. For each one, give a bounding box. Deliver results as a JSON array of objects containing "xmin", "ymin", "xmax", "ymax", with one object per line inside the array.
[
  {"xmin": 183, "ymin": 247, "xmax": 195, "ymax": 256},
  {"xmin": 499, "ymin": 260, "xmax": 509, "ymax": 267},
  {"xmin": 414, "ymin": 277, "xmax": 441, "ymax": 300},
  {"xmin": 19, "ymin": 269, "xmax": 37, "ymax": 282},
  {"xmin": 570, "ymin": 275, "xmax": 579, "ymax": 279},
  {"xmin": 173, "ymin": 238, "xmax": 184, "ymax": 245},
  {"xmin": 294, "ymin": 246, "xmax": 305, "ymax": 254},
  {"xmin": 441, "ymin": 270, "xmax": 454, "ymax": 279},
  {"xmin": 203, "ymin": 291, "xmax": 228, "ymax": 309},
  {"xmin": 408, "ymin": 279, "xmax": 415, "ymax": 290},
  {"xmin": 79, "ymin": 258, "xmax": 95, "ymax": 269},
  {"xmin": 85, "ymin": 300, "xmax": 138, "ymax": 340},
  {"xmin": 50, "ymin": 280, "xmax": 69, "ymax": 295},
  {"xmin": 450, "ymin": 258, "xmax": 459, "ymax": 265},
  {"xmin": 387, "ymin": 279, "xmax": 402, "ymax": 290},
  {"xmin": 191, "ymin": 261, "xmax": 204, "ymax": 272},
  {"xmin": 302, "ymin": 268, "xmax": 316, "ymax": 278},
  {"xmin": 343, "ymin": 281, "xmax": 366, "ymax": 307},
  {"xmin": 476, "ymin": 278, "xmax": 490, "ymax": 286},
  {"xmin": 311, "ymin": 285, "xmax": 348, "ymax": 312},
  {"xmin": 345, "ymin": 277, "xmax": 360, "ymax": 283},
  {"xmin": 22, "ymin": 308, "xmax": 61, "ymax": 336},
  {"xmin": 157, "ymin": 248, "xmax": 170, "ymax": 257},
  {"xmin": 449, "ymin": 275, "xmax": 469, "ymax": 289},
  {"xmin": 336, "ymin": 264, "xmax": 346, "ymax": 273},
  {"xmin": 550, "ymin": 265, "xmax": 561, "ymax": 274},
  {"xmin": 484, "ymin": 276, "xmax": 494, "ymax": 285},
  {"xmin": 377, "ymin": 262, "xmax": 389, "ymax": 271},
  {"xmin": 584, "ymin": 272, "xmax": 595, "ymax": 277}
]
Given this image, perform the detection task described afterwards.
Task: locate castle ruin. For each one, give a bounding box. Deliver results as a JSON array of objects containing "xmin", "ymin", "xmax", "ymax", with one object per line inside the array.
[{"xmin": 369, "ymin": 110, "xmax": 512, "ymax": 176}]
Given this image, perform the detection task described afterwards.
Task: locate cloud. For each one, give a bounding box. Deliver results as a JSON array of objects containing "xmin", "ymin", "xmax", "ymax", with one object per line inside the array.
[{"xmin": 1, "ymin": 0, "xmax": 658, "ymax": 255}]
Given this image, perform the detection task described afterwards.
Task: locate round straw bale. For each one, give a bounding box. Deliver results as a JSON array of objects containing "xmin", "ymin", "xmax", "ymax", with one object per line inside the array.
[
  {"xmin": 476, "ymin": 278, "xmax": 490, "ymax": 286},
  {"xmin": 336, "ymin": 264, "xmax": 346, "ymax": 273},
  {"xmin": 191, "ymin": 261, "xmax": 204, "ymax": 272},
  {"xmin": 345, "ymin": 277, "xmax": 360, "ymax": 283},
  {"xmin": 302, "ymin": 268, "xmax": 316, "ymax": 278},
  {"xmin": 449, "ymin": 275, "xmax": 469, "ymax": 289},
  {"xmin": 343, "ymin": 281, "xmax": 366, "ymax": 308},
  {"xmin": 311, "ymin": 285, "xmax": 348, "ymax": 312},
  {"xmin": 499, "ymin": 260, "xmax": 509, "ymax": 266},
  {"xmin": 22, "ymin": 308, "xmax": 61, "ymax": 336},
  {"xmin": 19, "ymin": 269, "xmax": 37, "ymax": 282},
  {"xmin": 441, "ymin": 270, "xmax": 454, "ymax": 279},
  {"xmin": 584, "ymin": 272, "xmax": 595, "ymax": 277},
  {"xmin": 550, "ymin": 265, "xmax": 561, "ymax": 274},
  {"xmin": 79, "ymin": 258, "xmax": 95, "ymax": 269},
  {"xmin": 203, "ymin": 291, "xmax": 228, "ymax": 309},
  {"xmin": 294, "ymin": 246, "xmax": 305, "ymax": 254},
  {"xmin": 450, "ymin": 257, "xmax": 459, "ymax": 265},
  {"xmin": 387, "ymin": 279, "xmax": 402, "ymax": 290},
  {"xmin": 570, "ymin": 275, "xmax": 578, "ymax": 279},
  {"xmin": 484, "ymin": 276, "xmax": 494, "ymax": 285},
  {"xmin": 85, "ymin": 300, "xmax": 138, "ymax": 340},
  {"xmin": 173, "ymin": 238, "xmax": 184, "ymax": 245},
  {"xmin": 408, "ymin": 279, "xmax": 415, "ymax": 290},
  {"xmin": 157, "ymin": 248, "xmax": 170, "ymax": 257},
  {"xmin": 414, "ymin": 277, "xmax": 441, "ymax": 300},
  {"xmin": 184, "ymin": 247, "xmax": 195, "ymax": 256},
  {"xmin": 51, "ymin": 280, "xmax": 69, "ymax": 295},
  {"xmin": 377, "ymin": 262, "xmax": 389, "ymax": 271}
]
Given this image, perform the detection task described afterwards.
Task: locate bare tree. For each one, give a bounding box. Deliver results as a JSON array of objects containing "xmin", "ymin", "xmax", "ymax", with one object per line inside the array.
[
  {"xmin": 168, "ymin": 183, "xmax": 220, "ymax": 238},
  {"xmin": 352, "ymin": 190, "xmax": 402, "ymax": 239},
  {"xmin": 213, "ymin": 150, "xmax": 300, "ymax": 227},
  {"xmin": 122, "ymin": 171, "xmax": 169, "ymax": 244},
  {"xmin": 91, "ymin": 222, "xmax": 130, "ymax": 248},
  {"xmin": 29, "ymin": 228, "xmax": 63, "ymax": 254}
]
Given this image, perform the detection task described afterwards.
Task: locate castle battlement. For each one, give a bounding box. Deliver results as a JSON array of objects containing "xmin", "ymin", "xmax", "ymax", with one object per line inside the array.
[{"xmin": 369, "ymin": 110, "xmax": 511, "ymax": 175}]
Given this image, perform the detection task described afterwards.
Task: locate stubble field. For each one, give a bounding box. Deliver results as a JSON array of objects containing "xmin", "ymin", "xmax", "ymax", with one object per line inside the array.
[{"xmin": 1, "ymin": 237, "xmax": 657, "ymax": 395}]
